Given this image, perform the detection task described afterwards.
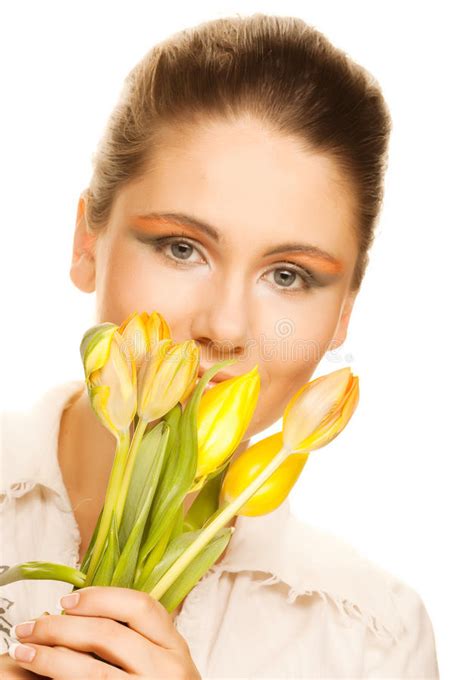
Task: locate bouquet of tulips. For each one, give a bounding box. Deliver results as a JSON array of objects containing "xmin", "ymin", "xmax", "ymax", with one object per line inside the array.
[{"xmin": 0, "ymin": 311, "xmax": 359, "ymax": 614}]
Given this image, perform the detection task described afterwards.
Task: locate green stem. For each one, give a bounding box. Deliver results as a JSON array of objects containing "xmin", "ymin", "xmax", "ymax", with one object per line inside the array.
[
  {"xmin": 114, "ymin": 417, "xmax": 148, "ymax": 528},
  {"xmin": 0, "ymin": 562, "xmax": 86, "ymax": 588},
  {"xmin": 85, "ymin": 429, "xmax": 130, "ymax": 586},
  {"xmin": 149, "ymin": 444, "xmax": 292, "ymax": 600}
]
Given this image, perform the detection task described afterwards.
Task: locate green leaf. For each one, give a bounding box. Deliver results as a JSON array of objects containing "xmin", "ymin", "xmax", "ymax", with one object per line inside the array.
[
  {"xmin": 133, "ymin": 504, "xmax": 185, "ymax": 589},
  {"xmin": 111, "ymin": 423, "xmax": 170, "ymax": 587},
  {"xmin": 136, "ymin": 530, "xmax": 202, "ymax": 592},
  {"xmin": 183, "ymin": 463, "xmax": 230, "ymax": 532},
  {"xmin": 118, "ymin": 413, "xmax": 177, "ymax": 551},
  {"xmin": 157, "ymin": 403, "xmax": 183, "ymax": 475},
  {"xmin": 132, "ymin": 518, "xmax": 175, "ymax": 588},
  {"xmin": 80, "ymin": 506, "xmax": 103, "ymax": 574},
  {"xmin": 158, "ymin": 527, "xmax": 232, "ymax": 613},
  {"xmin": 169, "ymin": 503, "xmax": 184, "ymax": 541},
  {"xmin": 91, "ymin": 512, "xmax": 120, "ymax": 586},
  {"xmin": 136, "ymin": 419, "xmax": 190, "ymax": 569},
  {"xmin": 0, "ymin": 562, "xmax": 86, "ymax": 588}
]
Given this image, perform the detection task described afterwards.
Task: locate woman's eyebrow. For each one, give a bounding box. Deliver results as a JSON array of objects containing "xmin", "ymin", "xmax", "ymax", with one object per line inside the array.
[{"xmin": 132, "ymin": 211, "xmax": 345, "ymax": 272}]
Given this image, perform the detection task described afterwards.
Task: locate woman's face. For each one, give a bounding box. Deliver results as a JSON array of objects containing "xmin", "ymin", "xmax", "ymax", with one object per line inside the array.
[{"xmin": 71, "ymin": 116, "xmax": 359, "ymax": 439}]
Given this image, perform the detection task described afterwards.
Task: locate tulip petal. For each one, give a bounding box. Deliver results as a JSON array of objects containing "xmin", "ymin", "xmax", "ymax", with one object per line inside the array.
[
  {"xmin": 89, "ymin": 384, "xmax": 117, "ymax": 436},
  {"xmin": 144, "ymin": 340, "xmax": 200, "ymax": 420},
  {"xmin": 118, "ymin": 312, "xmax": 149, "ymax": 371},
  {"xmin": 196, "ymin": 365, "xmax": 260, "ymax": 479},
  {"xmin": 95, "ymin": 333, "xmax": 137, "ymax": 432},
  {"xmin": 147, "ymin": 311, "xmax": 172, "ymax": 350},
  {"xmin": 282, "ymin": 367, "xmax": 354, "ymax": 452},
  {"xmin": 295, "ymin": 374, "xmax": 359, "ymax": 452},
  {"xmin": 80, "ymin": 323, "xmax": 117, "ymax": 380}
]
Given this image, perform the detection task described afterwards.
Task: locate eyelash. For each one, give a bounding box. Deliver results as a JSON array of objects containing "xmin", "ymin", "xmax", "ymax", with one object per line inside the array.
[{"xmin": 148, "ymin": 233, "xmax": 323, "ymax": 293}]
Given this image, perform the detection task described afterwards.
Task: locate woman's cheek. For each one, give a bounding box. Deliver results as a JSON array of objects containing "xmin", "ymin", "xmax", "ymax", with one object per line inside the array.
[
  {"xmin": 248, "ymin": 376, "xmax": 293, "ymax": 436},
  {"xmin": 96, "ymin": 245, "xmax": 192, "ymax": 325}
]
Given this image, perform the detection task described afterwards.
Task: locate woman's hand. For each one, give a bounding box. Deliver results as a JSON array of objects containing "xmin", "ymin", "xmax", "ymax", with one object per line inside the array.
[{"xmin": 8, "ymin": 586, "xmax": 201, "ymax": 679}]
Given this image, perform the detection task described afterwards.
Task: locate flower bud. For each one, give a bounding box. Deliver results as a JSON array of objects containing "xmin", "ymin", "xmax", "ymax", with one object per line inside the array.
[
  {"xmin": 283, "ymin": 367, "xmax": 359, "ymax": 453},
  {"xmin": 137, "ymin": 339, "xmax": 200, "ymax": 422},
  {"xmin": 80, "ymin": 323, "xmax": 136, "ymax": 437},
  {"xmin": 219, "ymin": 432, "xmax": 308, "ymax": 516},
  {"xmin": 195, "ymin": 365, "xmax": 260, "ymax": 481},
  {"xmin": 118, "ymin": 311, "xmax": 171, "ymax": 373}
]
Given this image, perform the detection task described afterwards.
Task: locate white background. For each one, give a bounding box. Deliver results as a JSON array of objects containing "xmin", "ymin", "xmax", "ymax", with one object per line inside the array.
[{"xmin": 1, "ymin": 2, "xmax": 473, "ymax": 677}]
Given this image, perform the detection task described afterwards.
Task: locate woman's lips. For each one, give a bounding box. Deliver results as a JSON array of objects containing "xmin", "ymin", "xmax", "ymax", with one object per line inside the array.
[{"xmin": 197, "ymin": 366, "xmax": 236, "ymax": 383}]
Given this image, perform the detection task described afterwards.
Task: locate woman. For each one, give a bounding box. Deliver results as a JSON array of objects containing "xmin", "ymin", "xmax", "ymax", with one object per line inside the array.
[{"xmin": 1, "ymin": 13, "xmax": 439, "ymax": 679}]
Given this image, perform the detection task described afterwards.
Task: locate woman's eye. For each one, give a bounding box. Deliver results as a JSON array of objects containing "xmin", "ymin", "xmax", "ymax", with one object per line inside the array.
[
  {"xmin": 152, "ymin": 236, "xmax": 205, "ymax": 265},
  {"xmin": 264, "ymin": 265, "xmax": 320, "ymax": 292},
  {"xmin": 149, "ymin": 235, "xmax": 321, "ymax": 292},
  {"xmin": 272, "ymin": 268, "xmax": 300, "ymax": 288}
]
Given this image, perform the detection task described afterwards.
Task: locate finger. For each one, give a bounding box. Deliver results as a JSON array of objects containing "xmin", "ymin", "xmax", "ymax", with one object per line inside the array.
[
  {"xmin": 14, "ymin": 614, "xmax": 159, "ymax": 675},
  {"xmin": 9, "ymin": 642, "xmax": 127, "ymax": 679},
  {"xmin": 58, "ymin": 587, "xmax": 185, "ymax": 651}
]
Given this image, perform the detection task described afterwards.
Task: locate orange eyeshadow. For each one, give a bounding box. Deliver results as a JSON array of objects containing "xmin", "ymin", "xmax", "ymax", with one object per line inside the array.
[
  {"xmin": 131, "ymin": 216, "xmax": 185, "ymax": 232},
  {"xmin": 286, "ymin": 253, "xmax": 345, "ymax": 275}
]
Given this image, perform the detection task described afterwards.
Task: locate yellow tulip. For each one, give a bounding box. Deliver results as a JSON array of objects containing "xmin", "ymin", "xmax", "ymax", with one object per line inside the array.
[
  {"xmin": 81, "ymin": 324, "xmax": 137, "ymax": 438},
  {"xmin": 137, "ymin": 339, "xmax": 200, "ymax": 422},
  {"xmin": 118, "ymin": 311, "xmax": 171, "ymax": 372},
  {"xmin": 118, "ymin": 311, "xmax": 173, "ymax": 414},
  {"xmin": 282, "ymin": 367, "xmax": 359, "ymax": 453},
  {"xmin": 195, "ymin": 365, "xmax": 261, "ymax": 482},
  {"xmin": 219, "ymin": 431, "xmax": 308, "ymax": 515},
  {"xmin": 145, "ymin": 310, "xmax": 172, "ymax": 350}
]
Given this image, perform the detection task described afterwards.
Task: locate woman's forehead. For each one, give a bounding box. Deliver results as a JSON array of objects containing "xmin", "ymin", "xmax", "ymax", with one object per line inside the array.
[{"xmin": 116, "ymin": 119, "xmax": 357, "ymax": 259}]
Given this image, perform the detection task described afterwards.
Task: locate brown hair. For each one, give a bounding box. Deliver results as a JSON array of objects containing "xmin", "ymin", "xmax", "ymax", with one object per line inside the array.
[{"xmin": 83, "ymin": 13, "xmax": 392, "ymax": 292}]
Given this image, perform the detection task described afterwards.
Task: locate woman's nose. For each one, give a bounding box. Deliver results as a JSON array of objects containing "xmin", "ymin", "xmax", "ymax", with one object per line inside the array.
[{"xmin": 190, "ymin": 279, "xmax": 251, "ymax": 358}]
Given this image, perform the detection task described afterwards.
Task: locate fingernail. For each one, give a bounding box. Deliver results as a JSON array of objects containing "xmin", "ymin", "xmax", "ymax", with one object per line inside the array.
[
  {"xmin": 11, "ymin": 620, "xmax": 35, "ymax": 638},
  {"xmin": 58, "ymin": 592, "xmax": 80, "ymax": 609},
  {"xmin": 8, "ymin": 642, "xmax": 36, "ymax": 662}
]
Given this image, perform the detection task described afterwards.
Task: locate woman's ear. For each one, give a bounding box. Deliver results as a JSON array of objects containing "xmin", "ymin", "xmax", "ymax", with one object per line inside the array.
[
  {"xmin": 331, "ymin": 290, "xmax": 357, "ymax": 350},
  {"xmin": 70, "ymin": 194, "xmax": 97, "ymax": 293}
]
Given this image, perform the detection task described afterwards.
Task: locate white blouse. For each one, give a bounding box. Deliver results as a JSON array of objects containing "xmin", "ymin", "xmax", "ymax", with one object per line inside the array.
[{"xmin": 0, "ymin": 380, "xmax": 440, "ymax": 678}]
